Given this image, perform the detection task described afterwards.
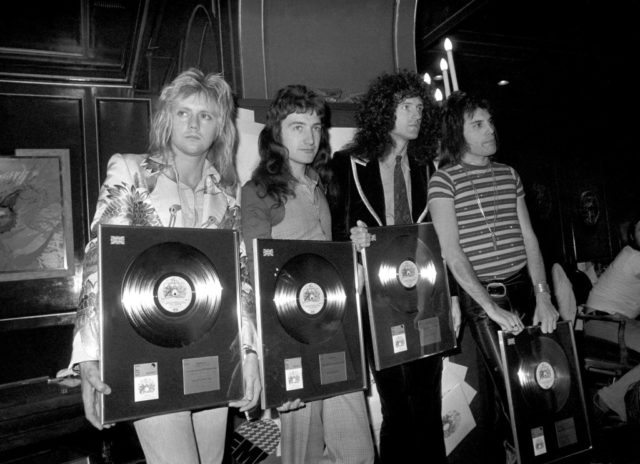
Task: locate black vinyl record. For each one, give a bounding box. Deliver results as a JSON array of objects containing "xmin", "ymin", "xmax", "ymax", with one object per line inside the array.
[
  {"xmin": 273, "ymin": 253, "xmax": 346, "ymax": 345},
  {"xmin": 121, "ymin": 242, "xmax": 222, "ymax": 348},
  {"xmin": 376, "ymin": 233, "xmax": 437, "ymax": 314},
  {"xmin": 516, "ymin": 337, "xmax": 571, "ymax": 414}
]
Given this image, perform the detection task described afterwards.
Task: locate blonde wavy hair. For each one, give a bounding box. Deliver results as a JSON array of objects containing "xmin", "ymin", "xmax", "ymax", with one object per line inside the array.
[{"xmin": 149, "ymin": 68, "xmax": 238, "ymax": 190}]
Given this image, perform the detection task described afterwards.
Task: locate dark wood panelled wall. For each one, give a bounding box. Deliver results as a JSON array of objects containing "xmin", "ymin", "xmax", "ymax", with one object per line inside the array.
[
  {"xmin": 0, "ymin": 1, "xmax": 420, "ymax": 456},
  {"xmin": 0, "ymin": 0, "xmax": 623, "ymax": 460},
  {"xmin": 0, "ymin": 0, "xmax": 620, "ymax": 384},
  {"xmin": 0, "ymin": 0, "xmax": 420, "ymax": 380}
]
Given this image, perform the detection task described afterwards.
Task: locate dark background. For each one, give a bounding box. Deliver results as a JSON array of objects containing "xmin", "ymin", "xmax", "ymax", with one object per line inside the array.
[
  {"xmin": 0, "ymin": 1, "xmax": 636, "ymax": 461},
  {"xmin": 417, "ymin": 0, "xmax": 638, "ymax": 267}
]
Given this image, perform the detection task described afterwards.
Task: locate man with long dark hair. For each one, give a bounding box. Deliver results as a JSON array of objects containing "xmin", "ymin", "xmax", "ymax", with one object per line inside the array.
[
  {"xmin": 328, "ymin": 70, "xmax": 449, "ymax": 463},
  {"xmin": 428, "ymin": 90, "xmax": 558, "ymax": 461},
  {"xmin": 242, "ymin": 84, "xmax": 374, "ymax": 464}
]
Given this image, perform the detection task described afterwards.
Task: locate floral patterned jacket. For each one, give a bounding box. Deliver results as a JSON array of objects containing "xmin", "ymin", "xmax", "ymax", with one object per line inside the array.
[{"xmin": 70, "ymin": 153, "xmax": 256, "ymax": 366}]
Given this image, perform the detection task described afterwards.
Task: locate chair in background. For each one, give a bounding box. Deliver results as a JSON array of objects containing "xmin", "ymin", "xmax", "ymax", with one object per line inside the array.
[
  {"xmin": 552, "ymin": 263, "xmax": 640, "ymax": 385},
  {"xmin": 577, "ymin": 312, "xmax": 638, "ymax": 381}
]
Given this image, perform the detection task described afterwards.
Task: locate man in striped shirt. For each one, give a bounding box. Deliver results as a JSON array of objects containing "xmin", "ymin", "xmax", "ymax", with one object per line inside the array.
[{"xmin": 428, "ymin": 91, "xmax": 558, "ymax": 460}]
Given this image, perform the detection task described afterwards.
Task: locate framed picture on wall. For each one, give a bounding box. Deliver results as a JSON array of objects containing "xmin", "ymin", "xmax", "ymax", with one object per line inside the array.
[
  {"xmin": 568, "ymin": 180, "xmax": 614, "ymax": 264},
  {"xmin": 0, "ymin": 149, "xmax": 74, "ymax": 282}
]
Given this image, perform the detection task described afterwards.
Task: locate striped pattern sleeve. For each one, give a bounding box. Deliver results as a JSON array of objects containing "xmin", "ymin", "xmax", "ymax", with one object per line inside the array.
[{"xmin": 428, "ymin": 162, "xmax": 527, "ymax": 281}]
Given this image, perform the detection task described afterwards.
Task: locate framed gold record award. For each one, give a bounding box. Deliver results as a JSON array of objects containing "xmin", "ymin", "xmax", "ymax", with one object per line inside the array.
[
  {"xmin": 361, "ymin": 223, "xmax": 456, "ymax": 370},
  {"xmin": 253, "ymin": 238, "xmax": 367, "ymax": 409},
  {"xmin": 98, "ymin": 224, "xmax": 243, "ymax": 424},
  {"xmin": 499, "ymin": 321, "xmax": 592, "ymax": 463}
]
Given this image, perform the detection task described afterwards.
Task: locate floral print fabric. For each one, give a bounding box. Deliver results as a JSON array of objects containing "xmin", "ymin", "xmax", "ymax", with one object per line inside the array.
[{"xmin": 72, "ymin": 153, "xmax": 255, "ymax": 364}]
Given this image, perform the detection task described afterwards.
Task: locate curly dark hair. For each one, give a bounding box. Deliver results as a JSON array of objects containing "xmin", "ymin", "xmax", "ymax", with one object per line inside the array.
[
  {"xmin": 350, "ymin": 70, "xmax": 439, "ymax": 164},
  {"xmin": 251, "ymin": 85, "xmax": 331, "ymax": 206},
  {"xmin": 439, "ymin": 90, "xmax": 495, "ymax": 168}
]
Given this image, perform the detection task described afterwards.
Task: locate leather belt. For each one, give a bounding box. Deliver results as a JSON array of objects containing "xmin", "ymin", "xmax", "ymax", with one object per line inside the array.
[{"xmin": 485, "ymin": 282, "xmax": 507, "ymax": 298}]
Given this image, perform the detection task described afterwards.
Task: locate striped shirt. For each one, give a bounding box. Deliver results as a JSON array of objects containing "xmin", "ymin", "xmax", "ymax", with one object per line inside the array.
[{"xmin": 427, "ymin": 161, "xmax": 527, "ymax": 281}]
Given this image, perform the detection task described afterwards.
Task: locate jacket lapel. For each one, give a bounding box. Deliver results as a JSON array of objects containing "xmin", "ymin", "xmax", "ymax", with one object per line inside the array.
[{"xmin": 409, "ymin": 158, "xmax": 429, "ymax": 223}]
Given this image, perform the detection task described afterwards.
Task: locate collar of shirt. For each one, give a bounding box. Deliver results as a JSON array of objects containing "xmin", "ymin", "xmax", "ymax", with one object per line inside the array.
[
  {"xmin": 142, "ymin": 153, "xmax": 222, "ymax": 191},
  {"xmin": 379, "ymin": 152, "xmax": 410, "ymax": 173},
  {"xmin": 296, "ymin": 167, "xmax": 320, "ymax": 190}
]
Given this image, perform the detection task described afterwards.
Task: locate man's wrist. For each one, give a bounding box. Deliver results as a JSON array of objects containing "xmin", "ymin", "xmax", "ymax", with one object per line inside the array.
[
  {"xmin": 243, "ymin": 348, "xmax": 258, "ymax": 359},
  {"xmin": 534, "ymin": 282, "xmax": 550, "ymax": 294}
]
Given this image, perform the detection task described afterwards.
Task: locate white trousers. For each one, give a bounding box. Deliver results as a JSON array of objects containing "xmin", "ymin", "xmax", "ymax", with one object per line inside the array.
[{"xmin": 134, "ymin": 407, "xmax": 228, "ymax": 464}]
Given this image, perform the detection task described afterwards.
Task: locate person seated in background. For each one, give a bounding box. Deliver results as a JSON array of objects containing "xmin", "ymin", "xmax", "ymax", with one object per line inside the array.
[
  {"xmin": 586, "ymin": 214, "xmax": 640, "ymax": 422},
  {"xmin": 584, "ymin": 214, "xmax": 640, "ymax": 351}
]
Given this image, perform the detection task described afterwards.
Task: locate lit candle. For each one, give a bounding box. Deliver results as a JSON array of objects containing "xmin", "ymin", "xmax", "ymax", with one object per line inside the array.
[
  {"xmin": 434, "ymin": 88, "xmax": 443, "ymax": 102},
  {"xmin": 423, "ymin": 72, "xmax": 431, "ymax": 85},
  {"xmin": 440, "ymin": 58, "xmax": 451, "ymax": 97},
  {"xmin": 444, "ymin": 38, "xmax": 459, "ymax": 91}
]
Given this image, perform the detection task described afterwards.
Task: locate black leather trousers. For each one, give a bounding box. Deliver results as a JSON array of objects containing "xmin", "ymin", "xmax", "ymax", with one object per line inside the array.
[
  {"xmin": 458, "ymin": 267, "xmax": 535, "ymax": 409},
  {"xmin": 372, "ymin": 355, "xmax": 446, "ymax": 464}
]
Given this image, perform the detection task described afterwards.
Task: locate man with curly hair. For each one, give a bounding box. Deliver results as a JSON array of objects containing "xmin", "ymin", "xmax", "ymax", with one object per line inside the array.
[{"xmin": 328, "ymin": 70, "xmax": 449, "ymax": 463}]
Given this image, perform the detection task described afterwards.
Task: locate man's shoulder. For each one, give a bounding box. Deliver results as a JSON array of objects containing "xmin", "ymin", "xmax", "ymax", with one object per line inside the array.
[
  {"xmin": 241, "ymin": 180, "xmax": 279, "ymax": 208},
  {"xmin": 105, "ymin": 153, "xmax": 156, "ymax": 177},
  {"xmin": 492, "ymin": 160, "xmax": 516, "ymax": 172},
  {"xmin": 241, "ymin": 179, "xmax": 263, "ymax": 200},
  {"xmin": 108, "ymin": 153, "xmax": 147, "ymax": 165},
  {"xmin": 431, "ymin": 164, "xmax": 458, "ymax": 179},
  {"xmin": 332, "ymin": 148, "xmax": 367, "ymax": 166}
]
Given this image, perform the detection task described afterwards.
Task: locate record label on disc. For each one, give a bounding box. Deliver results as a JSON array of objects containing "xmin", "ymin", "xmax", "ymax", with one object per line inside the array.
[
  {"xmin": 398, "ymin": 260, "xmax": 419, "ymax": 289},
  {"xmin": 299, "ymin": 282, "xmax": 325, "ymax": 315},
  {"xmin": 535, "ymin": 361, "xmax": 555, "ymax": 390},
  {"xmin": 157, "ymin": 275, "xmax": 193, "ymax": 313}
]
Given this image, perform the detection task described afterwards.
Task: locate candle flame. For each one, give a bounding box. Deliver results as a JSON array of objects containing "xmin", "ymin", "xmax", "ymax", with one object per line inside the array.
[
  {"xmin": 434, "ymin": 88, "xmax": 443, "ymax": 101},
  {"xmin": 423, "ymin": 72, "xmax": 431, "ymax": 84},
  {"xmin": 444, "ymin": 38, "xmax": 453, "ymax": 51},
  {"xmin": 440, "ymin": 58, "xmax": 449, "ymax": 71}
]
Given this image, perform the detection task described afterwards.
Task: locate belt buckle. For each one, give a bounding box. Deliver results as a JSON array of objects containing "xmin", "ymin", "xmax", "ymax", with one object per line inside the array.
[{"xmin": 486, "ymin": 282, "xmax": 507, "ymax": 298}]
